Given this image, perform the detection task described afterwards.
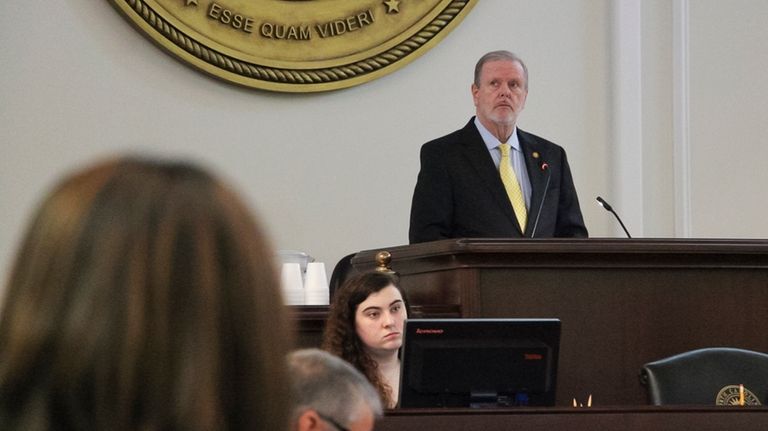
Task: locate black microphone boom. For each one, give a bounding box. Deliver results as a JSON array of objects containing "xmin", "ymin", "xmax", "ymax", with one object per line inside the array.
[
  {"xmin": 595, "ymin": 196, "xmax": 632, "ymax": 238},
  {"xmin": 530, "ymin": 162, "xmax": 551, "ymax": 238}
]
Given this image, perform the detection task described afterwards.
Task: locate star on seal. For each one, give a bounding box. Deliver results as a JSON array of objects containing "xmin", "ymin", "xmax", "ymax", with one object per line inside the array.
[
  {"xmin": 185, "ymin": 0, "xmax": 198, "ymax": 6},
  {"xmin": 384, "ymin": 0, "xmax": 401, "ymax": 14}
]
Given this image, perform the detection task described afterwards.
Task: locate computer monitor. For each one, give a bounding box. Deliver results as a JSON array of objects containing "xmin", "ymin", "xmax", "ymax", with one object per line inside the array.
[{"xmin": 398, "ymin": 318, "xmax": 561, "ymax": 408}]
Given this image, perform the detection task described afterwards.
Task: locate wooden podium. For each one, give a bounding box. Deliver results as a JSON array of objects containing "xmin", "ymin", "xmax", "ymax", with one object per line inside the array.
[{"xmin": 349, "ymin": 238, "xmax": 768, "ymax": 405}]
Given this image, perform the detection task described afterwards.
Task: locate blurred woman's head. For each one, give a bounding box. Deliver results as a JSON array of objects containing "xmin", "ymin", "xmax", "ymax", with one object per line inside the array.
[{"xmin": 0, "ymin": 156, "xmax": 292, "ymax": 431}]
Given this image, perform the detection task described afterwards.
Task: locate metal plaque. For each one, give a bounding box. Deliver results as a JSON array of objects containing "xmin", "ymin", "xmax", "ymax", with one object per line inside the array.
[{"xmin": 108, "ymin": 0, "xmax": 477, "ymax": 92}]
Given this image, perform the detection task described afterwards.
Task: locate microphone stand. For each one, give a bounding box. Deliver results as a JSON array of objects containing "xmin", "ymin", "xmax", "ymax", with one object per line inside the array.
[
  {"xmin": 530, "ymin": 167, "xmax": 552, "ymax": 238},
  {"xmin": 595, "ymin": 196, "xmax": 632, "ymax": 238}
]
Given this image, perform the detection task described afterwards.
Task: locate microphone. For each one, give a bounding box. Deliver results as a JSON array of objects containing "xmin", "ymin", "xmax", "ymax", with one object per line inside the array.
[
  {"xmin": 530, "ymin": 161, "xmax": 551, "ymax": 238},
  {"xmin": 595, "ymin": 196, "xmax": 632, "ymax": 238}
]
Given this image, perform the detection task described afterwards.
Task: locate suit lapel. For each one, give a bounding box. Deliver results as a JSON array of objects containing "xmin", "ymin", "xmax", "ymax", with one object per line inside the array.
[{"xmin": 460, "ymin": 120, "xmax": 522, "ymax": 235}]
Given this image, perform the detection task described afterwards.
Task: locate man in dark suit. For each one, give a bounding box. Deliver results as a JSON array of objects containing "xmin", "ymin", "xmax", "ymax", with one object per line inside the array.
[{"xmin": 409, "ymin": 50, "xmax": 588, "ymax": 243}]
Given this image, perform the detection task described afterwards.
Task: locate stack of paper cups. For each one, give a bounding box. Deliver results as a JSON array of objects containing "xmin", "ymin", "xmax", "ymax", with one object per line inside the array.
[
  {"xmin": 304, "ymin": 262, "xmax": 329, "ymax": 305},
  {"xmin": 281, "ymin": 262, "xmax": 304, "ymax": 305}
]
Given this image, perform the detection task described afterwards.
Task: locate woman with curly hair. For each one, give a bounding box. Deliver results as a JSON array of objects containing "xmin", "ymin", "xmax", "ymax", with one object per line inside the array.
[{"xmin": 321, "ymin": 271, "xmax": 411, "ymax": 409}]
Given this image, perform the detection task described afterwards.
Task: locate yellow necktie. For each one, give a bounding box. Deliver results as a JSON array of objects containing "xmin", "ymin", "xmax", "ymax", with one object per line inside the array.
[{"xmin": 499, "ymin": 143, "xmax": 527, "ymax": 231}]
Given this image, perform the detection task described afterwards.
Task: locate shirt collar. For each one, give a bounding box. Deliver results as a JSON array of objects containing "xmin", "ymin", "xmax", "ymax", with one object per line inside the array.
[{"xmin": 474, "ymin": 117, "xmax": 521, "ymax": 152}]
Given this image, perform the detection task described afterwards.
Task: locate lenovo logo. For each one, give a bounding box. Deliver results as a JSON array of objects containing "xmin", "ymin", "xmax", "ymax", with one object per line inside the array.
[{"xmin": 415, "ymin": 328, "xmax": 445, "ymax": 334}]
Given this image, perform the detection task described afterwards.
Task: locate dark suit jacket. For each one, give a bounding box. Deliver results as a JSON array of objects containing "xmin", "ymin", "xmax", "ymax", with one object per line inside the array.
[{"xmin": 409, "ymin": 118, "xmax": 588, "ymax": 243}]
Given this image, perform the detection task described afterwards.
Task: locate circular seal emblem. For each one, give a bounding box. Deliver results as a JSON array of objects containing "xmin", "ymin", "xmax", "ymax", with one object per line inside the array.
[
  {"xmin": 715, "ymin": 385, "xmax": 762, "ymax": 406},
  {"xmin": 108, "ymin": 0, "xmax": 477, "ymax": 92}
]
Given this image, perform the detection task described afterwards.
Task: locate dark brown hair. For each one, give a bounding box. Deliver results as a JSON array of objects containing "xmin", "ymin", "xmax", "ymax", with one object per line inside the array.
[
  {"xmin": 321, "ymin": 271, "xmax": 410, "ymax": 409},
  {"xmin": 0, "ymin": 157, "xmax": 292, "ymax": 431}
]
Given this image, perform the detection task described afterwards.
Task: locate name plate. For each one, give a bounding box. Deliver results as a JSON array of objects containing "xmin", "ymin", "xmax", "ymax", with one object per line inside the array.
[{"xmin": 109, "ymin": 0, "xmax": 477, "ymax": 92}]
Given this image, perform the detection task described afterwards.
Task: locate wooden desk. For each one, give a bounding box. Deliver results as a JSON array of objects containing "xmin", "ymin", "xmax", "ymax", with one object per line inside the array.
[
  {"xmin": 350, "ymin": 238, "xmax": 768, "ymax": 405},
  {"xmin": 378, "ymin": 407, "xmax": 768, "ymax": 431},
  {"xmin": 291, "ymin": 305, "xmax": 328, "ymax": 348}
]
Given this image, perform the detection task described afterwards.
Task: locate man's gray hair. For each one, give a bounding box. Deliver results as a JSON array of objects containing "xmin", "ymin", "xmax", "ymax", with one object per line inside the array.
[
  {"xmin": 288, "ymin": 349, "xmax": 383, "ymax": 426},
  {"xmin": 473, "ymin": 50, "xmax": 529, "ymax": 89}
]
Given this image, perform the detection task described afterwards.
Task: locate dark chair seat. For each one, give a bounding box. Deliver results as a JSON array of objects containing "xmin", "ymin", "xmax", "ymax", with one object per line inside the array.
[{"xmin": 640, "ymin": 347, "xmax": 768, "ymax": 405}]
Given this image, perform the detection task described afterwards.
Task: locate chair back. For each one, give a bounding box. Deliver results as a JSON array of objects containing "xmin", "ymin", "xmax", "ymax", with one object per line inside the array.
[
  {"xmin": 640, "ymin": 347, "xmax": 768, "ymax": 405},
  {"xmin": 328, "ymin": 253, "xmax": 358, "ymax": 301}
]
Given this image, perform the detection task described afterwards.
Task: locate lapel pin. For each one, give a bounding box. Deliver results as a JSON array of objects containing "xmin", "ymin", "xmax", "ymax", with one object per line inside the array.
[{"xmin": 532, "ymin": 152, "xmax": 540, "ymax": 159}]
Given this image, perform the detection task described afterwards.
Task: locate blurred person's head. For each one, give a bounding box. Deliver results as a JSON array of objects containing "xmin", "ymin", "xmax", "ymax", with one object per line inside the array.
[
  {"xmin": 0, "ymin": 156, "xmax": 292, "ymax": 431},
  {"xmin": 322, "ymin": 271, "xmax": 410, "ymax": 408},
  {"xmin": 288, "ymin": 349, "xmax": 381, "ymax": 431}
]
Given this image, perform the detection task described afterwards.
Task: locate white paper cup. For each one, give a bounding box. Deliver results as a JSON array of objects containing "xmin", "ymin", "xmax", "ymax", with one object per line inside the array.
[
  {"xmin": 304, "ymin": 262, "xmax": 329, "ymax": 305},
  {"xmin": 281, "ymin": 262, "xmax": 304, "ymax": 305}
]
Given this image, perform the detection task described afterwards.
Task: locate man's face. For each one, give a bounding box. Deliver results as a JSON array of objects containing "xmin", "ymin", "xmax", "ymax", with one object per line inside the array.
[
  {"xmin": 297, "ymin": 407, "xmax": 375, "ymax": 431},
  {"xmin": 342, "ymin": 407, "xmax": 375, "ymax": 431},
  {"xmin": 472, "ymin": 59, "xmax": 528, "ymax": 130}
]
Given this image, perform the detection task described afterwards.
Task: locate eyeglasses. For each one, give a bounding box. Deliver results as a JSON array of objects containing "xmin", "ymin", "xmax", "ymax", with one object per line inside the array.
[{"xmin": 316, "ymin": 411, "xmax": 350, "ymax": 431}]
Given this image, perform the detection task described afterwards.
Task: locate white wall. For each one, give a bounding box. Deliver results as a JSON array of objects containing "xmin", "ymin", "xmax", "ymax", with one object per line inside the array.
[
  {"xmin": 3, "ymin": 0, "xmax": 767, "ymax": 288},
  {"xmin": 687, "ymin": 0, "xmax": 768, "ymax": 237}
]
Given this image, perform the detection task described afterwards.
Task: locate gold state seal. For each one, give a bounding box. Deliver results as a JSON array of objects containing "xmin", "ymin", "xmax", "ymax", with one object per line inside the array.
[
  {"xmin": 108, "ymin": 0, "xmax": 477, "ymax": 92},
  {"xmin": 715, "ymin": 385, "xmax": 762, "ymax": 406}
]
